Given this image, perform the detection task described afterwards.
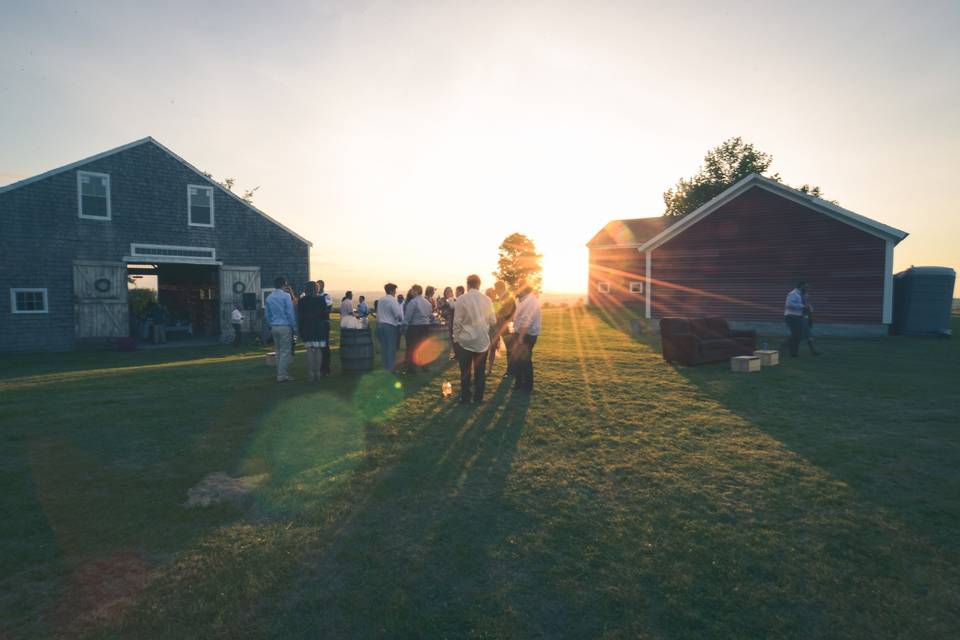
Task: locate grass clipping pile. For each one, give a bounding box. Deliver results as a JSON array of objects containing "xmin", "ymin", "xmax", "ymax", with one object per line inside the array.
[{"xmin": 185, "ymin": 472, "xmax": 268, "ymax": 507}]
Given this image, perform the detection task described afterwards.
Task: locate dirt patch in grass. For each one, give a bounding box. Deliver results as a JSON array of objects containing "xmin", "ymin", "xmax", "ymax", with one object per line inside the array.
[
  {"xmin": 185, "ymin": 472, "xmax": 269, "ymax": 508},
  {"xmin": 54, "ymin": 551, "xmax": 153, "ymax": 635}
]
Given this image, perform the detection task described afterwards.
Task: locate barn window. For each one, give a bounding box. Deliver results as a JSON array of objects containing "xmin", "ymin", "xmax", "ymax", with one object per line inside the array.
[
  {"xmin": 629, "ymin": 281, "xmax": 644, "ymax": 294},
  {"xmin": 597, "ymin": 282, "xmax": 611, "ymax": 293},
  {"xmin": 188, "ymin": 185, "xmax": 215, "ymax": 227},
  {"xmin": 11, "ymin": 288, "xmax": 48, "ymax": 314},
  {"xmin": 77, "ymin": 171, "xmax": 111, "ymax": 220}
]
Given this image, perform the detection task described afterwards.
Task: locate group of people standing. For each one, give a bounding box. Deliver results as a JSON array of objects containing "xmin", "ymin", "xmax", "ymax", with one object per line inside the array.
[
  {"xmin": 264, "ymin": 277, "xmax": 335, "ymax": 382},
  {"xmin": 374, "ymin": 274, "xmax": 541, "ymax": 403},
  {"xmin": 263, "ymin": 274, "xmax": 542, "ymax": 400}
]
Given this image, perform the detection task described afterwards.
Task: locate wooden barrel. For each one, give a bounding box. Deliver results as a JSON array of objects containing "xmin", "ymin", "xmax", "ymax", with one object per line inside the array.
[{"xmin": 340, "ymin": 328, "xmax": 374, "ymax": 371}]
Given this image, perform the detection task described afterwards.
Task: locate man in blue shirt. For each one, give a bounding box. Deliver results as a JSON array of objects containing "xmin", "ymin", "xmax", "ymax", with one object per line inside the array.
[{"xmin": 265, "ymin": 276, "xmax": 298, "ymax": 382}]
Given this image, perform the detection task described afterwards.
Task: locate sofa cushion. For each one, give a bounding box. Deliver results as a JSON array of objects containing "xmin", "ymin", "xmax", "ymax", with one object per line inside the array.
[
  {"xmin": 705, "ymin": 317, "xmax": 732, "ymax": 336},
  {"xmin": 660, "ymin": 317, "xmax": 692, "ymax": 338},
  {"xmin": 690, "ymin": 318, "xmax": 725, "ymax": 340}
]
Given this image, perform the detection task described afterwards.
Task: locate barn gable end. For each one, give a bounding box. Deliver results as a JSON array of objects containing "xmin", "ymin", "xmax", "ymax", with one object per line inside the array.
[{"xmin": 0, "ymin": 138, "xmax": 311, "ymax": 352}]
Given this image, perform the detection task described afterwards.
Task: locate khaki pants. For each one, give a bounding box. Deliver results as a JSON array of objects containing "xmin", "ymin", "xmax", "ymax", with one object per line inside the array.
[
  {"xmin": 271, "ymin": 325, "xmax": 294, "ymax": 381},
  {"xmin": 306, "ymin": 347, "xmax": 323, "ymax": 381}
]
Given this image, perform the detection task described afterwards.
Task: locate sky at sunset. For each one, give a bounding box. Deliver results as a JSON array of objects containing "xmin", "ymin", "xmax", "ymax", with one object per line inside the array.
[{"xmin": 2, "ymin": 0, "xmax": 958, "ymax": 294}]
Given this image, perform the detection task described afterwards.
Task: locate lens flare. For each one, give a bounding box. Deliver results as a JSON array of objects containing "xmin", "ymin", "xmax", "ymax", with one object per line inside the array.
[{"xmin": 411, "ymin": 336, "xmax": 444, "ymax": 367}]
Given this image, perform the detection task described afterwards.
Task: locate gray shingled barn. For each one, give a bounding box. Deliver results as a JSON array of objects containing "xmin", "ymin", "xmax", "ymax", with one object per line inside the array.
[{"xmin": 0, "ymin": 137, "xmax": 312, "ymax": 352}]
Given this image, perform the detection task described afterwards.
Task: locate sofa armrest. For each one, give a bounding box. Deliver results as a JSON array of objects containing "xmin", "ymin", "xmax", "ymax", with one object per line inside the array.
[{"xmin": 729, "ymin": 329, "xmax": 756, "ymax": 339}]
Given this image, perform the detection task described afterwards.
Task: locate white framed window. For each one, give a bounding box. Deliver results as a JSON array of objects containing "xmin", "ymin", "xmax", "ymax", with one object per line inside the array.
[
  {"xmin": 11, "ymin": 288, "xmax": 48, "ymax": 314},
  {"xmin": 629, "ymin": 281, "xmax": 644, "ymax": 294},
  {"xmin": 261, "ymin": 288, "xmax": 275, "ymax": 306},
  {"xmin": 597, "ymin": 281, "xmax": 610, "ymax": 293},
  {"xmin": 188, "ymin": 185, "xmax": 215, "ymax": 227},
  {"xmin": 77, "ymin": 171, "xmax": 111, "ymax": 220}
]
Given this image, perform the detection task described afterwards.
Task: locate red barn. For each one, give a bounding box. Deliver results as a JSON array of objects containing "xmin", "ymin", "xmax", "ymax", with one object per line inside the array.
[{"xmin": 587, "ymin": 174, "xmax": 908, "ymax": 335}]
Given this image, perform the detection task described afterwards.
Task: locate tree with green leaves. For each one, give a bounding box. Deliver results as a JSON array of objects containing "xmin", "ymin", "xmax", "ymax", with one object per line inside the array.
[
  {"xmin": 493, "ymin": 233, "xmax": 543, "ymax": 292},
  {"xmin": 663, "ymin": 137, "xmax": 831, "ymax": 217}
]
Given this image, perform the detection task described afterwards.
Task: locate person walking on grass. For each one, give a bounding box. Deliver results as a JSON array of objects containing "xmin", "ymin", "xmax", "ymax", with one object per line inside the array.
[
  {"xmin": 297, "ymin": 281, "xmax": 328, "ymax": 382},
  {"xmin": 782, "ymin": 281, "xmax": 807, "ymax": 358},
  {"xmin": 266, "ymin": 276, "xmax": 298, "ymax": 382},
  {"xmin": 375, "ymin": 283, "xmax": 403, "ymax": 373},
  {"xmin": 488, "ymin": 280, "xmax": 516, "ymax": 376},
  {"xmin": 231, "ymin": 304, "xmax": 244, "ymax": 346},
  {"xmin": 402, "ymin": 284, "xmax": 433, "ymax": 373},
  {"xmin": 511, "ymin": 280, "xmax": 541, "ymax": 393},
  {"xmin": 453, "ymin": 274, "xmax": 496, "ymax": 404}
]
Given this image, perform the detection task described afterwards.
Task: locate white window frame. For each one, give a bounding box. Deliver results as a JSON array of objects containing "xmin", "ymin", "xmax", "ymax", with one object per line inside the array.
[
  {"xmin": 629, "ymin": 281, "xmax": 644, "ymax": 294},
  {"xmin": 77, "ymin": 171, "xmax": 111, "ymax": 220},
  {"xmin": 261, "ymin": 288, "xmax": 275, "ymax": 306},
  {"xmin": 187, "ymin": 184, "xmax": 215, "ymax": 228},
  {"xmin": 11, "ymin": 288, "xmax": 49, "ymax": 314},
  {"xmin": 597, "ymin": 281, "xmax": 611, "ymax": 294}
]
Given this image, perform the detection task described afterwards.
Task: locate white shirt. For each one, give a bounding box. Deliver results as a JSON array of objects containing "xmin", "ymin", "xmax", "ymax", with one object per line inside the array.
[
  {"xmin": 231, "ymin": 309, "xmax": 244, "ymax": 323},
  {"xmin": 375, "ymin": 295, "xmax": 403, "ymax": 326},
  {"xmin": 452, "ymin": 289, "xmax": 496, "ymax": 352},
  {"xmin": 784, "ymin": 288, "xmax": 804, "ymax": 316},
  {"xmin": 514, "ymin": 293, "xmax": 542, "ymax": 336}
]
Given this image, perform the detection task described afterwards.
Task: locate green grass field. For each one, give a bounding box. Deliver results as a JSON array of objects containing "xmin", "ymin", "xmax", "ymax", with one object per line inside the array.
[{"xmin": 2, "ymin": 310, "xmax": 958, "ymax": 639}]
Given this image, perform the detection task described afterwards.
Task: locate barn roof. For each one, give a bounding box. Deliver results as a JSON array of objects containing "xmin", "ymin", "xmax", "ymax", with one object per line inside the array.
[
  {"xmin": 0, "ymin": 137, "xmax": 313, "ymax": 246},
  {"xmin": 586, "ymin": 216, "xmax": 673, "ymax": 248},
  {"xmin": 636, "ymin": 174, "xmax": 908, "ymax": 251},
  {"xmin": 587, "ymin": 173, "xmax": 908, "ymax": 251}
]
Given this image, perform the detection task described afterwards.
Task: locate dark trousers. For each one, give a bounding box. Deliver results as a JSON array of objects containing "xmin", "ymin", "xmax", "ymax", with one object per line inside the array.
[
  {"xmin": 457, "ymin": 345, "xmax": 488, "ymax": 402},
  {"xmin": 320, "ymin": 327, "xmax": 331, "ymax": 373},
  {"xmin": 513, "ymin": 334, "xmax": 538, "ymax": 391},
  {"xmin": 405, "ymin": 324, "xmax": 430, "ymax": 371},
  {"xmin": 784, "ymin": 315, "xmax": 804, "ymax": 357},
  {"xmin": 232, "ymin": 323, "xmax": 242, "ymax": 346}
]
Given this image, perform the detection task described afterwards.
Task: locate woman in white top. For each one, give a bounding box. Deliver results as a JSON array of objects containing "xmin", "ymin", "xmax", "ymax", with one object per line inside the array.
[{"xmin": 340, "ymin": 291, "xmax": 359, "ymax": 329}]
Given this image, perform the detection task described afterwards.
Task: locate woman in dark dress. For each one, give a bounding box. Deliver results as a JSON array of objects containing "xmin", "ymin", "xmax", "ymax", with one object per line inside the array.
[
  {"xmin": 297, "ymin": 281, "xmax": 330, "ymax": 381},
  {"xmin": 801, "ymin": 286, "xmax": 821, "ymax": 356}
]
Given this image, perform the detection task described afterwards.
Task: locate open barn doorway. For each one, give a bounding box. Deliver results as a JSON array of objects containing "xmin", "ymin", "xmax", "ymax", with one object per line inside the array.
[{"xmin": 127, "ymin": 263, "xmax": 220, "ymax": 343}]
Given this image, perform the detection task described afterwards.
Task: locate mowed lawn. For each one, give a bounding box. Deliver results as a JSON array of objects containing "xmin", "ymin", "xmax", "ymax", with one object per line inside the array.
[{"xmin": 1, "ymin": 309, "xmax": 958, "ymax": 639}]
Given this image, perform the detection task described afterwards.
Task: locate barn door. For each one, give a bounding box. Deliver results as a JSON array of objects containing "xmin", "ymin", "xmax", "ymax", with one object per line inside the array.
[
  {"xmin": 219, "ymin": 266, "xmax": 261, "ymax": 337},
  {"xmin": 74, "ymin": 261, "xmax": 129, "ymax": 338}
]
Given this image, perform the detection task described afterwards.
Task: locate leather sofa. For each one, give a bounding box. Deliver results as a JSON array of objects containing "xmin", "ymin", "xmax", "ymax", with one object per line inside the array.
[{"xmin": 659, "ymin": 317, "xmax": 757, "ymax": 365}]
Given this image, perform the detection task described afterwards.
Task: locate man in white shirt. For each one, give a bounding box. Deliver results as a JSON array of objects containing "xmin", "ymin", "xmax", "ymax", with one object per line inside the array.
[
  {"xmin": 782, "ymin": 280, "xmax": 807, "ymax": 357},
  {"xmin": 511, "ymin": 280, "xmax": 542, "ymax": 393},
  {"xmin": 452, "ymin": 274, "xmax": 496, "ymax": 403},
  {"xmin": 231, "ymin": 305, "xmax": 244, "ymax": 346},
  {"xmin": 375, "ymin": 282, "xmax": 403, "ymax": 372}
]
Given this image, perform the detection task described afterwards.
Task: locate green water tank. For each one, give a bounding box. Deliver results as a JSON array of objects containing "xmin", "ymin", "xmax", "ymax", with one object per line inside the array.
[{"xmin": 892, "ymin": 267, "xmax": 956, "ymax": 336}]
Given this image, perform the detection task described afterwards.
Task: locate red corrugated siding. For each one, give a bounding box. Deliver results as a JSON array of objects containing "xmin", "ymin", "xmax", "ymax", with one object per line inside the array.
[
  {"xmin": 651, "ymin": 186, "xmax": 885, "ymax": 323},
  {"xmin": 588, "ymin": 247, "xmax": 648, "ymax": 307}
]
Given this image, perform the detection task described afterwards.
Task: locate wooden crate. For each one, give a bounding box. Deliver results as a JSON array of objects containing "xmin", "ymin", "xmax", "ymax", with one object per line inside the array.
[
  {"xmin": 730, "ymin": 355, "xmax": 761, "ymax": 373},
  {"xmin": 753, "ymin": 349, "xmax": 780, "ymax": 366},
  {"xmin": 265, "ymin": 352, "xmax": 277, "ymax": 366}
]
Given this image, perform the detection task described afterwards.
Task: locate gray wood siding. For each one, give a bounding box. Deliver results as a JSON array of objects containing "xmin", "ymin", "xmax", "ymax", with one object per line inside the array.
[{"xmin": 0, "ymin": 140, "xmax": 310, "ymax": 352}]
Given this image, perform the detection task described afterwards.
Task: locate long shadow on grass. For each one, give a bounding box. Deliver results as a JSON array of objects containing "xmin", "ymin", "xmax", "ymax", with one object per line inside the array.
[
  {"xmin": 670, "ymin": 326, "xmax": 960, "ymax": 554},
  {"xmin": 256, "ymin": 378, "xmax": 545, "ymax": 637}
]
